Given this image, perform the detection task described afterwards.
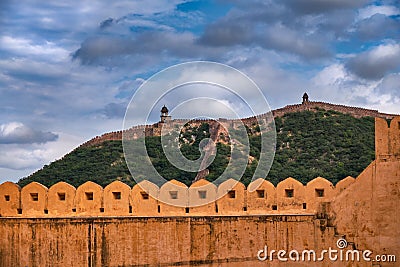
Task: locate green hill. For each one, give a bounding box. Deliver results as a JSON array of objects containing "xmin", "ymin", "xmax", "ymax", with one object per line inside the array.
[{"xmin": 18, "ymin": 109, "xmax": 375, "ymax": 188}]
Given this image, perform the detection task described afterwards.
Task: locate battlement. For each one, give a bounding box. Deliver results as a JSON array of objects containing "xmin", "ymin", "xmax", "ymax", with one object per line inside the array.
[
  {"xmin": 375, "ymin": 117, "xmax": 400, "ymax": 161},
  {"xmin": 0, "ymin": 176, "xmax": 355, "ymax": 217}
]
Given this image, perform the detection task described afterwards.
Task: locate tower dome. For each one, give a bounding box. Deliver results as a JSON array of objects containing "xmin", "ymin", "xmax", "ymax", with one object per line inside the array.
[
  {"xmin": 302, "ymin": 92, "xmax": 309, "ymax": 104},
  {"xmin": 161, "ymin": 105, "xmax": 169, "ymax": 114},
  {"xmin": 160, "ymin": 105, "xmax": 171, "ymax": 123}
]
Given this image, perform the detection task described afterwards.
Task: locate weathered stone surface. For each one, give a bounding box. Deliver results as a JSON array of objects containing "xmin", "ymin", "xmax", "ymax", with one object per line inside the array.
[
  {"xmin": 103, "ymin": 181, "xmax": 130, "ymax": 216},
  {"xmin": 21, "ymin": 182, "xmax": 48, "ymax": 216},
  {"xmin": 75, "ymin": 181, "xmax": 103, "ymax": 215},
  {"xmin": 247, "ymin": 178, "xmax": 276, "ymax": 214},
  {"xmin": 47, "ymin": 181, "xmax": 76, "ymax": 216},
  {"xmin": 0, "ymin": 182, "xmax": 20, "ymax": 216},
  {"xmin": 130, "ymin": 180, "xmax": 159, "ymax": 216},
  {"xmin": 216, "ymin": 178, "xmax": 246, "ymax": 215},
  {"xmin": 188, "ymin": 179, "xmax": 217, "ymax": 215},
  {"xmin": 0, "ymin": 215, "xmax": 340, "ymax": 267}
]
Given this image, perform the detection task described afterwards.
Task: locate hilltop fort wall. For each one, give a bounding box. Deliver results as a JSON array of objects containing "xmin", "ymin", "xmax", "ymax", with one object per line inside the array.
[
  {"xmin": 272, "ymin": 101, "xmax": 396, "ymax": 119},
  {"xmin": 79, "ymin": 100, "xmax": 397, "ymax": 149}
]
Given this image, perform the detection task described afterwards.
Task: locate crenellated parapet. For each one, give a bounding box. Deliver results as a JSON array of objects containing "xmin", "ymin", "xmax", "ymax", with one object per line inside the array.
[{"xmin": 0, "ymin": 176, "xmax": 355, "ymax": 217}]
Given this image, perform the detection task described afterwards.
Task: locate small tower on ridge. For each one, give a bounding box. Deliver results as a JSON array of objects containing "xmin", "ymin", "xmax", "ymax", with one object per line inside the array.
[
  {"xmin": 160, "ymin": 105, "xmax": 171, "ymax": 123},
  {"xmin": 302, "ymin": 92, "xmax": 309, "ymax": 104}
]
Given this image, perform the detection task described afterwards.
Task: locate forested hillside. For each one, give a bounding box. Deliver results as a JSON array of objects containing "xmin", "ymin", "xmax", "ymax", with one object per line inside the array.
[{"xmin": 18, "ymin": 109, "xmax": 375, "ymax": 187}]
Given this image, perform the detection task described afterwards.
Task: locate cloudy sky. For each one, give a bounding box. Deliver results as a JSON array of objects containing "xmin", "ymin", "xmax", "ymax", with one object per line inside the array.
[{"xmin": 0, "ymin": 0, "xmax": 399, "ymax": 183}]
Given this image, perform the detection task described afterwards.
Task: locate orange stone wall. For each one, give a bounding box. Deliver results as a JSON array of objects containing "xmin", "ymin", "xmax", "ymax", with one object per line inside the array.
[
  {"xmin": 130, "ymin": 180, "xmax": 159, "ymax": 216},
  {"xmin": 0, "ymin": 176, "xmax": 356, "ymax": 217},
  {"xmin": 103, "ymin": 181, "xmax": 131, "ymax": 216},
  {"xmin": 20, "ymin": 182, "xmax": 47, "ymax": 216},
  {"xmin": 0, "ymin": 215, "xmax": 341, "ymax": 267},
  {"xmin": 0, "ymin": 182, "xmax": 20, "ymax": 216},
  {"xmin": 74, "ymin": 181, "xmax": 103, "ymax": 215},
  {"xmin": 329, "ymin": 118, "xmax": 400, "ymax": 265},
  {"xmin": 47, "ymin": 181, "xmax": 76, "ymax": 216}
]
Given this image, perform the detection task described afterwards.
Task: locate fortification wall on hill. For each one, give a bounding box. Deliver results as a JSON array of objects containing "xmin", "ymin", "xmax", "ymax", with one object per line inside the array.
[
  {"xmin": 272, "ymin": 101, "xmax": 396, "ymax": 119},
  {"xmin": 79, "ymin": 101, "xmax": 397, "ymax": 148}
]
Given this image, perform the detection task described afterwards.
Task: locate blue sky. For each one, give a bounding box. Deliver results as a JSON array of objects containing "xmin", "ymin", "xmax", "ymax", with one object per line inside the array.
[{"xmin": 0, "ymin": 0, "xmax": 399, "ymax": 182}]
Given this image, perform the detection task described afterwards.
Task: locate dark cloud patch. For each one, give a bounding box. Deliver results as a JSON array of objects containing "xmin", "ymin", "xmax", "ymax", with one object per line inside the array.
[
  {"xmin": 356, "ymin": 14, "xmax": 400, "ymax": 41},
  {"xmin": 260, "ymin": 24, "xmax": 331, "ymax": 59},
  {"xmin": 72, "ymin": 0, "xmax": 395, "ymax": 65},
  {"xmin": 0, "ymin": 123, "xmax": 58, "ymax": 144},
  {"xmin": 4, "ymin": 69, "xmax": 65, "ymax": 85},
  {"xmin": 197, "ymin": 0, "xmax": 359, "ymax": 60},
  {"xmin": 199, "ymin": 21, "xmax": 330, "ymax": 59},
  {"xmin": 72, "ymin": 36, "xmax": 127, "ymax": 64},
  {"xmin": 72, "ymin": 31, "xmax": 224, "ymax": 66},
  {"xmin": 0, "ymin": 0, "xmax": 12, "ymax": 25},
  {"xmin": 73, "ymin": 0, "xmax": 340, "ymax": 64},
  {"xmin": 226, "ymin": 0, "xmax": 369, "ymax": 14},
  {"xmin": 100, "ymin": 18, "xmax": 115, "ymax": 29},
  {"xmin": 316, "ymin": 9, "xmax": 355, "ymax": 37},
  {"xmin": 282, "ymin": 0, "xmax": 369, "ymax": 14},
  {"xmin": 346, "ymin": 43, "xmax": 400, "ymax": 80},
  {"xmin": 198, "ymin": 20, "xmax": 252, "ymax": 46},
  {"xmin": 103, "ymin": 103, "xmax": 127, "ymax": 119},
  {"xmin": 207, "ymin": 2, "xmax": 286, "ymax": 24}
]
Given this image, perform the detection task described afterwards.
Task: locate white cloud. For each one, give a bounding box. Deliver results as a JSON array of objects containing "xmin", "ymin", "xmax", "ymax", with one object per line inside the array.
[
  {"xmin": 312, "ymin": 63, "xmax": 347, "ymax": 86},
  {"xmin": 358, "ymin": 5, "xmax": 400, "ymax": 20},
  {"xmin": 0, "ymin": 122, "xmax": 23, "ymax": 136},
  {"xmin": 0, "ymin": 146, "xmax": 50, "ymax": 170},
  {"xmin": 0, "ymin": 131, "xmax": 85, "ymax": 179},
  {"xmin": 376, "ymin": 73, "xmax": 400, "ymax": 96},
  {"xmin": 311, "ymin": 62, "xmax": 399, "ymax": 114},
  {"xmin": 0, "ymin": 36, "xmax": 69, "ymax": 61},
  {"xmin": 368, "ymin": 42, "xmax": 400, "ymax": 60}
]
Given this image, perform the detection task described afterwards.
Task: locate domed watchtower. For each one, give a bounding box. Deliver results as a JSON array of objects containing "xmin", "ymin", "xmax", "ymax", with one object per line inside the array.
[
  {"xmin": 302, "ymin": 92, "xmax": 309, "ymax": 104},
  {"xmin": 160, "ymin": 105, "xmax": 171, "ymax": 123}
]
